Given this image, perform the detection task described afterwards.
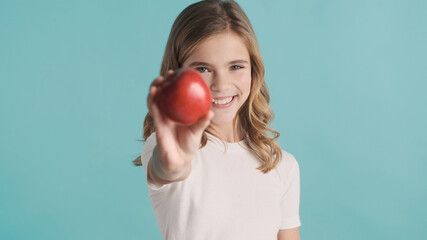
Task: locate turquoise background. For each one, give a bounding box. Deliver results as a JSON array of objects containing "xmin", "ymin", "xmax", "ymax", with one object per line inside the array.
[{"xmin": 1, "ymin": 0, "xmax": 426, "ymax": 239}]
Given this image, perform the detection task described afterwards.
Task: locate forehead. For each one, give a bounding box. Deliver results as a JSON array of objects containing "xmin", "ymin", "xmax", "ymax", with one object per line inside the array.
[{"xmin": 186, "ymin": 31, "xmax": 250, "ymax": 63}]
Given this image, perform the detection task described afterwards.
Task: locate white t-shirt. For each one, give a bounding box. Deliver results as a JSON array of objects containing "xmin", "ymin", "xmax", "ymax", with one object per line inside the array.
[{"xmin": 141, "ymin": 132, "xmax": 301, "ymax": 240}]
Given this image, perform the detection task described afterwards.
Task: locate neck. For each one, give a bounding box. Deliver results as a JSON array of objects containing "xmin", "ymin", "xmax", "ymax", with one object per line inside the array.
[{"xmin": 207, "ymin": 118, "xmax": 244, "ymax": 142}]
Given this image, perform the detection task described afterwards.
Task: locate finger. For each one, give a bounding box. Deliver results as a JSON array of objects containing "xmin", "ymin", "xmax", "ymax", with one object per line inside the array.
[
  {"xmin": 166, "ymin": 69, "xmax": 174, "ymax": 76},
  {"xmin": 148, "ymin": 86, "xmax": 176, "ymax": 133},
  {"xmin": 150, "ymin": 100, "xmax": 168, "ymax": 135},
  {"xmin": 189, "ymin": 110, "xmax": 214, "ymax": 135},
  {"xmin": 147, "ymin": 81, "xmax": 162, "ymax": 107},
  {"xmin": 150, "ymin": 75, "xmax": 165, "ymax": 88},
  {"xmin": 163, "ymin": 69, "xmax": 176, "ymax": 83},
  {"xmin": 147, "ymin": 75, "xmax": 166, "ymax": 111}
]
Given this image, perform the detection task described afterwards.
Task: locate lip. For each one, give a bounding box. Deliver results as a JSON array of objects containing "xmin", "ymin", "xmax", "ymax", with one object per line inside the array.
[
  {"xmin": 212, "ymin": 95, "xmax": 235, "ymax": 100},
  {"xmin": 212, "ymin": 95, "xmax": 237, "ymax": 108}
]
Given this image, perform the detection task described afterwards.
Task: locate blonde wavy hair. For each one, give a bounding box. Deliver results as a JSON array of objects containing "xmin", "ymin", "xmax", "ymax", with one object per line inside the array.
[{"xmin": 133, "ymin": 0, "xmax": 282, "ymax": 173}]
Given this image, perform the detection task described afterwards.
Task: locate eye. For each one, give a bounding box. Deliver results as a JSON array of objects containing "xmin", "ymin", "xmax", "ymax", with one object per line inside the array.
[
  {"xmin": 231, "ymin": 65, "xmax": 243, "ymax": 70},
  {"xmin": 195, "ymin": 67, "xmax": 209, "ymax": 73}
]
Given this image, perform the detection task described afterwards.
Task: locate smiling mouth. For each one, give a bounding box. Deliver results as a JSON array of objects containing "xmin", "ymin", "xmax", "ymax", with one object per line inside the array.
[
  {"xmin": 212, "ymin": 96, "xmax": 234, "ymax": 105},
  {"xmin": 211, "ymin": 96, "xmax": 237, "ymax": 106}
]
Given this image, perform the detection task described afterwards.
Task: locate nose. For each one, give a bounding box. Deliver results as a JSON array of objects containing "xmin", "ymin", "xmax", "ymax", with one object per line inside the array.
[{"xmin": 209, "ymin": 71, "xmax": 231, "ymax": 92}]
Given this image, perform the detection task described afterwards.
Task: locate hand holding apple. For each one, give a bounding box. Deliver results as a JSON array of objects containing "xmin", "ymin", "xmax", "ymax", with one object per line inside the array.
[{"xmin": 145, "ymin": 69, "xmax": 214, "ymax": 184}]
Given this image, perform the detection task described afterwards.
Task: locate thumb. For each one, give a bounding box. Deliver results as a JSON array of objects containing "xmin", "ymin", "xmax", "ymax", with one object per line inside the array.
[{"xmin": 189, "ymin": 110, "xmax": 214, "ymax": 135}]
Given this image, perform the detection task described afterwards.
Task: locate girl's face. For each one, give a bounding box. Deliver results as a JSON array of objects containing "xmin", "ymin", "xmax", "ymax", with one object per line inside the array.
[{"xmin": 182, "ymin": 31, "xmax": 252, "ymax": 131}]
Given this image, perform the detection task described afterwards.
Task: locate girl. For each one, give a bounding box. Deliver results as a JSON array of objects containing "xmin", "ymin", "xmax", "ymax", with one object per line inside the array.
[{"xmin": 134, "ymin": 1, "xmax": 301, "ymax": 239}]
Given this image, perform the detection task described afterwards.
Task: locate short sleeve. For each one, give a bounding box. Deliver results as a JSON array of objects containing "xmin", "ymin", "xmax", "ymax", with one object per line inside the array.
[
  {"xmin": 278, "ymin": 152, "xmax": 302, "ymax": 229},
  {"xmin": 140, "ymin": 132, "xmax": 169, "ymax": 191},
  {"xmin": 140, "ymin": 133, "xmax": 156, "ymax": 175}
]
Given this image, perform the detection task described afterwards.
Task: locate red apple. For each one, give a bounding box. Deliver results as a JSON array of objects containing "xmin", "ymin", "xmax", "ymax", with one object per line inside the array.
[{"xmin": 154, "ymin": 68, "xmax": 211, "ymax": 125}]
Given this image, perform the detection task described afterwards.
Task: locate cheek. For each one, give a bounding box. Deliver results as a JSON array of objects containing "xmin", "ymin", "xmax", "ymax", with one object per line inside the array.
[
  {"xmin": 200, "ymin": 72, "xmax": 213, "ymax": 86},
  {"xmin": 235, "ymin": 70, "xmax": 252, "ymax": 95}
]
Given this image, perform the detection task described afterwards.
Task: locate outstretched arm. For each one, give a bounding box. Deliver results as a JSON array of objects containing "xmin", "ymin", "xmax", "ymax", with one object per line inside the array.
[
  {"xmin": 146, "ymin": 70, "xmax": 213, "ymax": 187},
  {"xmin": 278, "ymin": 227, "xmax": 300, "ymax": 240}
]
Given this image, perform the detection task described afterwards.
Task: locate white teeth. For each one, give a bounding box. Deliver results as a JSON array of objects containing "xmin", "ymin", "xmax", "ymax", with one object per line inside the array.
[{"xmin": 212, "ymin": 96, "xmax": 233, "ymax": 105}]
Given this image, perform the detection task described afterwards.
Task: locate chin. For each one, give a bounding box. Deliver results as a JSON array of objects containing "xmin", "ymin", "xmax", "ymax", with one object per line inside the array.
[{"xmin": 210, "ymin": 114, "xmax": 236, "ymax": 126}]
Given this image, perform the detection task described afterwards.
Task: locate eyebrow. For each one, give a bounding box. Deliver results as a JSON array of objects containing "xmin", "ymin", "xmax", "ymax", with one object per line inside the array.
[
  {"xmin": 188, "ymin": 61, "xmax": 210, "ymax": 67},
  {"xmin": 188, "ymin": 59, "xmax": 249, "ymax": 67}
]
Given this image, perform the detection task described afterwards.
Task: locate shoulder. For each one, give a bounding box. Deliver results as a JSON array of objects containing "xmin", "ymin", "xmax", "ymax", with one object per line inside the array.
[
  {"xmin": 274, "ymin": 148, "xmax": 300, "ymax": 181},
  {"xmin": 144, "ymin": 132, "xmax": 157, "ymax": 149},
  {"xmin": 278, "ymin": 149, "xmax": 299, "ymax": 171},
  {"xmin": 141, "ymin": 132, "xmax": 157, "ymax": 167}
]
